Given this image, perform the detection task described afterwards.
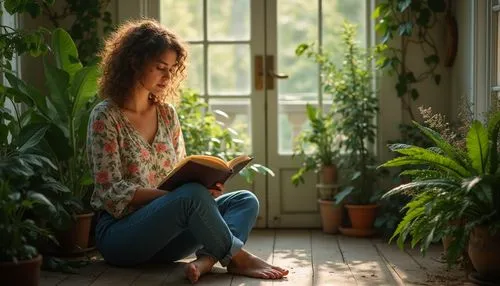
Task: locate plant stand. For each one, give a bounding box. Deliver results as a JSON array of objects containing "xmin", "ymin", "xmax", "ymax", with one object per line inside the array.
[{"xmin": 316, "ymin": 183, "xmax": 342, "ymax": 234}]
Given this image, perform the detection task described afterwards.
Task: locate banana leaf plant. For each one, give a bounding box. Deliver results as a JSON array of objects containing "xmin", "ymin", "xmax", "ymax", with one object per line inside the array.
[
  {"xmin": 379, "ymin": 113, "xmax": 500, "ymax": 264},
  {"xmin": 4, "ymin": 28, "xmax": 100, "ymax": 212}
]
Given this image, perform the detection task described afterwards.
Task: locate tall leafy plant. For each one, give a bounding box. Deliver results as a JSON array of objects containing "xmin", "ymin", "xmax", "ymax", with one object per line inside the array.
[
  {"xmin": 297, "ymin": 22, "xmax": 380, "ymax": 205},
  {"xmin": 4, "ymin": 28, "xmax": 100, "ymax": 210},
  {"xmin": 290, "ymin": 104, "xmax": 340, "ymax": 191}
]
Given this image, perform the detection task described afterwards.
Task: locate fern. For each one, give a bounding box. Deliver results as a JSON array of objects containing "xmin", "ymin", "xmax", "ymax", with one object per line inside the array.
[
  {"xmin": 399, "ymin": 169, "xmax": 446, "ymax": 180},
  {"xmin": 380, "ymin": 155, "xmax": 469, "ymax": 178},
  {"xmin": 383, "ymin": 179, "xmax": 459, "ymax": 198},
  {"xmin": 414, "ymin": 121, "xmax": 470, "ymax": 169}
]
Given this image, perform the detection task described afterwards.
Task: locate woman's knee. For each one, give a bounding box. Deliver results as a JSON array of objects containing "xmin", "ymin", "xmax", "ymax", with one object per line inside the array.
[
  {"xmin": 236, "ymin": 190, "xmax": 260, "ymax": 214},
  {"xmin": 176, "ymin": 182, "xmax": 212, "ymax": 201}
]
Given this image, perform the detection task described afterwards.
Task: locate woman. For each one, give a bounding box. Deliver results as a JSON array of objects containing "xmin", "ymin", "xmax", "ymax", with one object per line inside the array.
[{"xmin": 87, "ymin": 19, "xmax": 288, "ymax": 284}]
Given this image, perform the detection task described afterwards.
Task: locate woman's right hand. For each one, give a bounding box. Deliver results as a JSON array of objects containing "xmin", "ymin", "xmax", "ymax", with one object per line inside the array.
[{"xmin": 208, "ymin": 183, "xmax": 224, "ymax": 198}]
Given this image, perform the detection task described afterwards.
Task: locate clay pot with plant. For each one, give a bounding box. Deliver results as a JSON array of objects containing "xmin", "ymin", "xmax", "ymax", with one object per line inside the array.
[
  {"xmin": 380, "ymin": 112, "xmax": 500, "ymax": 282},
  {"xmin": 291, "ymin": 104, "xmax": 343, "ymax": 234}
]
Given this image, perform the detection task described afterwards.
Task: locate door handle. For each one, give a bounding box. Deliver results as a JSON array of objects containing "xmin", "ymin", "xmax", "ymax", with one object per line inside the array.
[
  {"xmin": 268, "ymin": 70, "xmax": 289, "ymax": 79},
  {"xmin": 266, "ymin": 55, "xmax": 287, "ymax": 90},
  {"xmin": 254, "ymin": 55, "xmax": 264, "ymax": 90},
  {"xmin": 254, "ymin": 55, "xmax": 289, "ymax": 90}
]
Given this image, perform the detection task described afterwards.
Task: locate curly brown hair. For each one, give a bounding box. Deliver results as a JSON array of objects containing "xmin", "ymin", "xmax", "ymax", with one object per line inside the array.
[{"xmin": 98, "ymin": 18, "xmax": 188, "ymax": 104}]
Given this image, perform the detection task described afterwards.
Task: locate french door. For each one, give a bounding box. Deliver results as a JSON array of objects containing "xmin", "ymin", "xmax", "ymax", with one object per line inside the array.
[{"xmin": 157, "ymin": 0, "xmax": 370, "ymax": 228}]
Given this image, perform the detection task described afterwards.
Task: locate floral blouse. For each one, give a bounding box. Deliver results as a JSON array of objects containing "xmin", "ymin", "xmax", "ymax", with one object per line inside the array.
[{"xmin": 87, "ymin": 99, "xmax": 186, "ymax": 218}]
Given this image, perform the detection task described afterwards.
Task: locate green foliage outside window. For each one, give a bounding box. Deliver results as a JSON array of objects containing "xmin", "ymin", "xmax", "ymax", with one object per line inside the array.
[{"xmin": 177, "ymin": 89, "xmax": 273, "ymax": 183}]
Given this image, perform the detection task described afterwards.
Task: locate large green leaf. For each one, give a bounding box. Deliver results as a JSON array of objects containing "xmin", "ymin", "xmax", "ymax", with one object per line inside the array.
[
  {"xmin": 27, "ymin": 191, "xmax": 56, "ymax": 212},
  {"xmin": 382, "ymin": 145, "xmax": 470, "ymax": 177},
  {"xmin": 466, "ymin": 120, "xmax": 489, "ymax": 174},
  {"xmin": 399, "ymin": 169, "xmax": 444, "ymax": 180},
  {"xmin": 70, "ymin": 65, "xmax": 99, "ymax": 121},
  {"xmin": 4, "ymin": 73, "xmax": 49, "ymax": 119},
  {"xmin": 45, "ymin": 123, "xmax": 72, "ymax": 162},
  {"xmin": 487, "ymin": 112, "xmax": 500, "ymax": 174},
  {"xmin": 5, "ymin": 87, "xmax": 34, "ymax": 107},
  {"xmin": 52, "ymin": 28, "xmax": 83, "ymax": 79},
  {"xmin": 43, "ymin": 60, "xmax": 70, "ymax": 121},
  {"xmin": 16, "ymin": 124, "xmax": 49, "ymax": 153},
  {"xmin": 383, "ymin": 179, "xmax": 460, "ymax": 198}
]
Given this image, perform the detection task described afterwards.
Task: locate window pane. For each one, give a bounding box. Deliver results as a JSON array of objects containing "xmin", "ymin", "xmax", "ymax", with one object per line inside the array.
[
  {"xmin": 208, "ymin": 0, "xmax": 250, "ymax": 41},
  {"xmin": 277, "ymin": 0, "xmax": 319, "ymax": 154},
  {"xmin": 208, "ymin": 44, "xmax": 250, "ymax": 95},
  {"xmin": 209, "ymin": 98, "xmax": 252, "ymax": 154},
  {"xmin": 323, "ymin": 0, "xmax": 367, "ymax": 64},
  {"xmin": 160, "ymin": 0, "xmax": 203, "ymax": 41},
  {"xmin": 277, "ymin": 0, "xmax": 318, "ymax": 97},
  {"xmin": 276, "ymin": 0, "xmax": 367, "ymax": 154},
  {"xmin": 185, "ymin": 44, "xmax": 204, "ymax": 94}
]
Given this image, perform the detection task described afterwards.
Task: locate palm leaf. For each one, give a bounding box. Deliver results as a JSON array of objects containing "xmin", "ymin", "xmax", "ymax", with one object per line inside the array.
[
  {"xmin": 466, "ymin": 120, "xmax": 489, "ymax": 174},
  {"xmin": 380, "ymin": 150, "xmax": 469, "ymax": 178},
  {"xmin": 399, "ymin": 169, "xmax": 445, "ymax": 180},
  {"xmin": 383, "ymin": 179, "xmax": 460, "ymax": 198},
  {"xmin": 52, "ymin": 28, "xmax": 83, "ymax": 79}
]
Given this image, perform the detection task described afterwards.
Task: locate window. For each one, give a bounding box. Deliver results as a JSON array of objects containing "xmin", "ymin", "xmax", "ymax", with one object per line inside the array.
[{"xmin": 492, "ymin": 0, "xmax": 500, "ymax": 111}]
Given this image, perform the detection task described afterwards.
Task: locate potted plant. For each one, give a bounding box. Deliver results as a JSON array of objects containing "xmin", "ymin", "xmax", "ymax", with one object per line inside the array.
[
  {"xmin": 4, "ymin": 28, "xmax": 100, "ymax": 254},
  {"xmin": 380, "ymin": 113, "xmax": 500, "ymax": 282},
  {"xmin": 297, "ymin": 22, "xmax": 380, "ymax": 236},
  {"xmin": 290, "ymin": 102, "xmax": 342, "ymax": 234},
  {"xmin": 0, "ymin": 117, "xmax": 64, "ymax": 285}
]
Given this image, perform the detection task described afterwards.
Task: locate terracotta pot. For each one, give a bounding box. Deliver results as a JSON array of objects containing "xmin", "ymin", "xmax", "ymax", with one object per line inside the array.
[
  {"xmin": 468, "ymin": 226, "xmax": 500, "ymax": 281},
  {"xmin": 57, "ymin": 212, "xmax": 94, "ymax": 253},
  {"xmin": 0, "ymin": 254, "xmax": 42, "ymax": 286},
  {"xmin": 318, "ymin": 199, "xmax": 343, "ymax": 234},
  {"xmin": 321, "ymin": 165, "xmax": 338, "ymax": 185},
  {"xmin": 345, "ymin": 204, "xmax": 378, "ymax": 229}
]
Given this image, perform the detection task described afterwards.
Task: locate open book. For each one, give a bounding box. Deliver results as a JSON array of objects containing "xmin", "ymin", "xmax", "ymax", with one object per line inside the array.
[{"xmin": 157, "ymin": 155, "xmax": 253, "ymax": 191}]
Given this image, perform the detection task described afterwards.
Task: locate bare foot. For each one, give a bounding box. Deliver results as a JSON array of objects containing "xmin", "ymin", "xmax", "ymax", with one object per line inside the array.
[
  {"xmin": 227, "ymin": 249, "xmax": 289, "ymax": 279},
  {"xmin": 184, "ymin": 255, "xmax": 216, "ymax": 284}
]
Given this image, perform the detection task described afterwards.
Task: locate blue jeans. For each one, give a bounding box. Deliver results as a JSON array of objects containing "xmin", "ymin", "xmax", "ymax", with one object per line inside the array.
[{"xmin": 95, "ymin": 183, "xmax": 259, "ymax": 267}]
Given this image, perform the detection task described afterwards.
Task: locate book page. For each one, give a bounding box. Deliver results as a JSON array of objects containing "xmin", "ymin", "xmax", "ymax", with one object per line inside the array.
[
  {"xmin": 189, "ymin": 155, "xmax": 229, "ymax": 170},
  {"xmin": 228, "ymin": 155, "xmax": 253, "ymax": 169}
]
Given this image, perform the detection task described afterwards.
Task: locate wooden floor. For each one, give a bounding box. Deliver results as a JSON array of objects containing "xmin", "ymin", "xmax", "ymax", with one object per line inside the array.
[{"xmin": 40, "ymin": 229, "xmax": 468, "ymax": 286}]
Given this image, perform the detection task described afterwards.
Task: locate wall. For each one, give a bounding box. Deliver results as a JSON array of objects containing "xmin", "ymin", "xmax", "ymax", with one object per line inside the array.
[
  {"xmin": 18, "ymin": 0, "xmax": 119, "ymax": 92},
  {"xmin": 450, "ymin": 0, "xmax": 473, "ymax": 121},
  {"xmin": 376, "ymin": 1, "xmax": 454, "ymax": 163}
]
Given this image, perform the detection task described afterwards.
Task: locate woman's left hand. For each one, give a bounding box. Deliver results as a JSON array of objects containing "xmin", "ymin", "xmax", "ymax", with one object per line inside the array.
[{"xmin": 208, "ymin": 183, "xmax": 225, "ymax": 198}]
